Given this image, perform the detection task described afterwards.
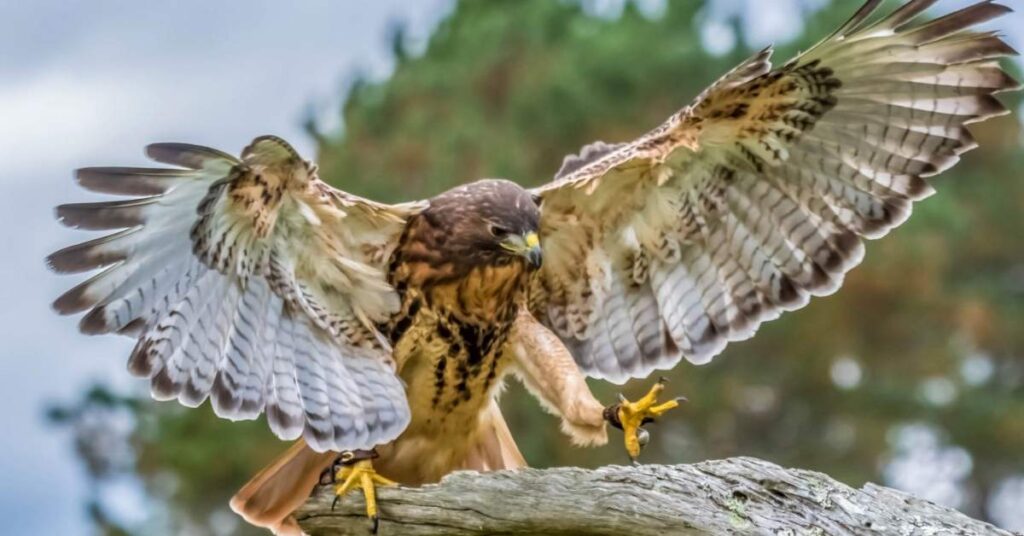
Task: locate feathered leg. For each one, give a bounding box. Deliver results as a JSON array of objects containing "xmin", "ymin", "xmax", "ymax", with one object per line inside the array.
[{"xmin": 508, "ymin": 308, "xmax": 683, "ymax": 459}]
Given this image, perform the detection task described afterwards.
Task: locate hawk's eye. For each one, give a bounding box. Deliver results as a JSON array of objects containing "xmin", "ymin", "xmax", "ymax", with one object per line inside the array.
[{"xmin": 488, "ymin": 223, "xmax": 511, "ymax": 238}]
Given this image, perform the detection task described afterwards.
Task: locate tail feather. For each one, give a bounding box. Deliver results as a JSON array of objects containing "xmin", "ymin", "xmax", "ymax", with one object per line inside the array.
[
  {"xmin": 230, "ymin": 440, "xmax": 336, "ymax": 536},
  {"xmin": 461, "ymin": 401, "xmax": 527, "ymax": 472},
  {"xmin": 230, "ymin": 403, "xmax": 526, "ymax": 534}
]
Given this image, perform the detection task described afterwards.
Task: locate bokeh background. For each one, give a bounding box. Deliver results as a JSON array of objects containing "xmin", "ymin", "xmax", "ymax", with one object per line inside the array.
[{"xmin": 2, "ymin": 0, "xmax": 1022, "ymax": 534}]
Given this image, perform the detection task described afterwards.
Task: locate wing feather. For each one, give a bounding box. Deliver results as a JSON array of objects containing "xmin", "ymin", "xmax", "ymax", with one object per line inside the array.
[
  {"xmin": 50, "ymin": 135, "xmax": 422, "ymax": 451},
  {"xmin": 532, "ymin": 0, "xmax": 1018, "ymax": 382}
]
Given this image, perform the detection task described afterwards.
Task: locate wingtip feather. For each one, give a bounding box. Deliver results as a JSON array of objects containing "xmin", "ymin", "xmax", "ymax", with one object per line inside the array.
[{"xmin": 145, "ymin": 142, "xmax": 237, "ymax": 169}]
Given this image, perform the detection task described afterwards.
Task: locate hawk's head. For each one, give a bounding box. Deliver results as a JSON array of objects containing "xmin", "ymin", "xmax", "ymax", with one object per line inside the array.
[{"xmin": 419, "ymin": 179, "xmax": 542, "ymax": 274}]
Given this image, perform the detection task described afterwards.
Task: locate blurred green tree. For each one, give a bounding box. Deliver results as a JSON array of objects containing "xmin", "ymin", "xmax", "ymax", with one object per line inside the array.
[{"xmin": 51, "ymin": 0, "xmax": 1024, "ymax": 533}]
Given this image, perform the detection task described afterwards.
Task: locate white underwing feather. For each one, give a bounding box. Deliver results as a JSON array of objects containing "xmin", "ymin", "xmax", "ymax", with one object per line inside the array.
[{"xmin": 50, "ymin": 136, "xmax": 417, "ymax": 452}]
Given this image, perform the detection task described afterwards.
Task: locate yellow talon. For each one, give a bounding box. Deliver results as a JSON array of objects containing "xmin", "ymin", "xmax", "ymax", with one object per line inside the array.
[
  {"xmin": 332, "ymin": 454, "xmax": 396, "ymax": 533},
  {"xmin": 616, "ymin": 377, "xmax": 684, "ymax": 461}
]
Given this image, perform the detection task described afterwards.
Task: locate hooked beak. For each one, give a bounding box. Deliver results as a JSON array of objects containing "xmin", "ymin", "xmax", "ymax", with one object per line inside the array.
[{"xmin": 501, "ymin": 231, "xmax": 543, "ymax": 269}]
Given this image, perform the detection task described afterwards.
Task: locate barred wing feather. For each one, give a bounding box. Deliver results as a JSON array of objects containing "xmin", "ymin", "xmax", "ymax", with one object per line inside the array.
[
  {"xmin": 532, "ymin": 0, "xmax": 1019, "ymax": 383},
  {"xmin": 49, "ymin": 135, "xmax": 421, "ymax": 452}
]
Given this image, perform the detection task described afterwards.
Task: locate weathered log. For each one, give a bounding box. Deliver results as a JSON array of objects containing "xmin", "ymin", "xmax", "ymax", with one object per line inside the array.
[{"xmin": 296, "ymin": 457, "xmax": 1011, "ymax": 535}]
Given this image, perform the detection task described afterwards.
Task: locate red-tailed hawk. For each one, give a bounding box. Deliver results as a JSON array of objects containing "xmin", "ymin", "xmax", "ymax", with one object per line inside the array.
[{"xmin": 48, "ymin": 0, "xmax": 1017, "ymax": 533}]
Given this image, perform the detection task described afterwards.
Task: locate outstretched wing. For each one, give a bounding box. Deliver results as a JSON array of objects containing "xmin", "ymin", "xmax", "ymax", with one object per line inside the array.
[
  {"xmin": 531, "ymin": 0, "xmax": 1019, "ymax": 384},
  {"xmin": 49, "ymin": 135, "xmax": 424, "ymax": 451}
]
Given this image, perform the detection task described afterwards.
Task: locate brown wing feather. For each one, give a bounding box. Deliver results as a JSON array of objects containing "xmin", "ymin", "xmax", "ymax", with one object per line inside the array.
[{"xmin": 531, "ymin": 0, "xmax": 1019, "ymax": 383}]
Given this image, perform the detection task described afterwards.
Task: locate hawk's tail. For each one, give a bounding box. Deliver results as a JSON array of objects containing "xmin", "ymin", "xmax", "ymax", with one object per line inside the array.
[
  {"xmin": 230, "ymin": 402, "xmax": 525, "ymax": 534},
  {"xmin": 230, "ymin": 440, "xmax": 336, "ymax": 536},
  {"xmin": 459, "ymin": 399, "xmax": 528, "ymax": 472}
]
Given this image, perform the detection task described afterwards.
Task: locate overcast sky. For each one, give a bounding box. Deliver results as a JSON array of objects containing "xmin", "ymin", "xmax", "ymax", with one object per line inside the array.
[{"xmin": 0, "ymin": 1, "xmax": 1020, "ymax": 534}]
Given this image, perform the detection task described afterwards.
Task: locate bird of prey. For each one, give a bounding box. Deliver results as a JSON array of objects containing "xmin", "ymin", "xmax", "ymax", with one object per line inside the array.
[{"xmin": 49, "ymin": 0, "xmax": 1017, "ymax": 533}]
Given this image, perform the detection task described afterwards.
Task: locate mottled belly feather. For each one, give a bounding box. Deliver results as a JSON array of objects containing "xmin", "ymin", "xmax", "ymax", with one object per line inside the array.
[{"xmin": 393, "ymin": 304, "xmax": 513, "ymax": 436}]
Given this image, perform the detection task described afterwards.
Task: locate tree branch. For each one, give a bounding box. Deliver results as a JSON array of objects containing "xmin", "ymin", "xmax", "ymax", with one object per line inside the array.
[{"xmin": 296, "ymin": 457, "xmax": 1011, "ymax": 535}]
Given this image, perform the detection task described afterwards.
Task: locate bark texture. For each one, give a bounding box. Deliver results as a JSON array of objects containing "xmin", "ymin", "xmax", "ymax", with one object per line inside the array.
[{"xmin": 296, "ymin": 457, "xmax": 1012, "ymax": 535}]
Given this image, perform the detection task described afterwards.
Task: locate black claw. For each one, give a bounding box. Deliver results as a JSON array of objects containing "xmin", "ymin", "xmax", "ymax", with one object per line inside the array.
[
  {"xmin": 320, "ymin": 466, "xmax": 337, "ymax": 485},
  {"xmin": 657, "ymin": 376, "xmax": 668, "ymax": 384},
  {"xmin": 322, "ymin": 454, "xmax": 348, "ymax": 485},
  {"xmin": 332, "ymin": 495, "xmax": 340, "ymax": 511},
  {"xmin": 371, "ymin": 514, "xmax": 380, "ymax": 534}
]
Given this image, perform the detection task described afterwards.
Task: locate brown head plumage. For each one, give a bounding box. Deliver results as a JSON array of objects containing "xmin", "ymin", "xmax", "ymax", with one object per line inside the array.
[{"xmin": 391, "ymin": 179, "xmax": 542, "ymax": 289}]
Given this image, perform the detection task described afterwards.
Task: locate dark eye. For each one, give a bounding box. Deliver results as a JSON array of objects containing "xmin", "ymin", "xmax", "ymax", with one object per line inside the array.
[{"xmin": 488, "ymin": 223, "xmax": 510, "ymax": 237}]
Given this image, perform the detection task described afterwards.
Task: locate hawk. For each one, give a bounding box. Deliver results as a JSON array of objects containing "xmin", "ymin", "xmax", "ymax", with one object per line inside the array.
[{"xmin": 49, "ymin": 0, "xmax": 1017, "ymax": 533}]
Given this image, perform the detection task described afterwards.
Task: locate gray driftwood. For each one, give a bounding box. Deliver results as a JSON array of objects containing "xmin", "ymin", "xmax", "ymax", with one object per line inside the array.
[{"xmin": 296, "ymin": 457, "xmax": 1011, "ymax": 535}]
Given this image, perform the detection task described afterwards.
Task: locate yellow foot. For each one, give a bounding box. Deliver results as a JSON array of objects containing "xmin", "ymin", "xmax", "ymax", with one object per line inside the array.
[
  {"xmin": 607, "ymin": 377, "xmax": 685, "ymax": 462},
  {"xmin": 331, "ymin": 451, "xmax": 396, "ymax": 533}
]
